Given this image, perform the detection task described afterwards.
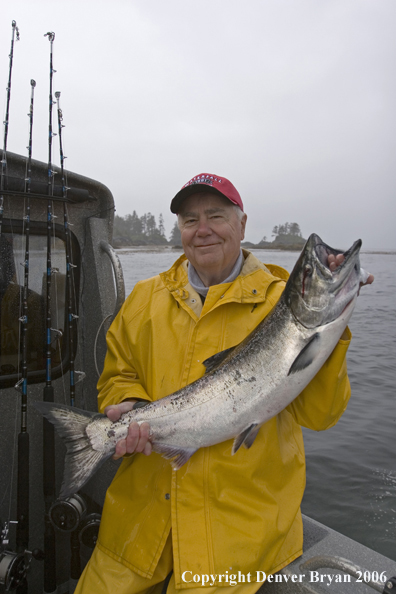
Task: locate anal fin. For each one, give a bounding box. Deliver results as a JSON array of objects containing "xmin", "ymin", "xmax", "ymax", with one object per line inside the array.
[
  {"xmin": 153, "ymin": 443, "xmax": 197, "ymax": 470},
  {"xmin": 232, "ymin": 423, "xmax": 260, "ymax": 455}
]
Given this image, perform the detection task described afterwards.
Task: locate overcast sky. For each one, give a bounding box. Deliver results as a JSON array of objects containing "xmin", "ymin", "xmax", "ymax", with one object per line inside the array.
[{"xmin": 1, "ymin": 0, "xmax": 395, "ymax": 249}]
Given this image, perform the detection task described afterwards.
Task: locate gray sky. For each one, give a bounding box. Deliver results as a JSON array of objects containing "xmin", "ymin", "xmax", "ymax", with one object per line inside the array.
[{"xmin": 1, "ymin": 0, "xmax": 395, "ymax": 249}]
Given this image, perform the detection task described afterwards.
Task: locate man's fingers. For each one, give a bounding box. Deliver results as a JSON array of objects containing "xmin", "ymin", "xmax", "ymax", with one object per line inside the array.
[
  {"xmin": 105, "ymin": 400, "xmax": 135, "ymax": 422},
  {"xmin": 112, "ymin": 421, "xmax": 152, "ymax": 460},
  {"xmin": 328, "ymin": 253, "xmax": 345, "ymax": 272},
  {"xmin": 327, "ymin": 254, "xmax": 374, "ymax": 287},
  {"xmin": 143, "ymin": 441, "xmax": 152, "ymax": 456},
  {"xmin": 360, "ymin": 273, "xmax": 375, "ymax": 287},
  {"xmin": 328, "ymin": 254, "xmax": 336, "ymax": 271},
  {"xmin": 113, "ymin": 438, "xmax": 127, "ymax": 460},
  {"xmin": 134, "ymin": 422, "xmax": 151, "ymax": 453},
  {"xmin": 125, "ymin": 422, "xmax": 141, "ymax": 453}
]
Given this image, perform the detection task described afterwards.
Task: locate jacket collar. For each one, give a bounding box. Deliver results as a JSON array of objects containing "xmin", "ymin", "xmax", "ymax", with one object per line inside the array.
[{"xmin": 160, "ymin": 250, "xmax": 288, "ymax": 318}]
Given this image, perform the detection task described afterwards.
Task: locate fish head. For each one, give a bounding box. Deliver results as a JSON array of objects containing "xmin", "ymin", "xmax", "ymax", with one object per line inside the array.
[{"xmin": 285, "ymin": 233, "xmax": 368, "ymax": 329}]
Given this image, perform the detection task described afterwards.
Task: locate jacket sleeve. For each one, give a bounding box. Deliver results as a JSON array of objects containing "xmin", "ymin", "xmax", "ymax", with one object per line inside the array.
[
  {"xmin": 286, "ymin": 327, "xmax": 352, "ymax": 431},
  {"xmin": 97, "ymin": 297, "xmax": 152, "ymax": 414}
]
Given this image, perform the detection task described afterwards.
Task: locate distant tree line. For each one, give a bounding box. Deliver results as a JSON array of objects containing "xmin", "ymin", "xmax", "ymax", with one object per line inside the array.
[
  {"xmin": 113, "ymin": 211, "xmax": 181, "ymax": 247},
  {"xmin": 271, "ymin": 222, "xmax": 302, "ymax": 238},
  {"xmin": 113, "ymin": 213, "xmax": 304, "ymax": 251},
  {"xmin": 254, "ymin": 221, "xmax": 304, "ymax": 250}
]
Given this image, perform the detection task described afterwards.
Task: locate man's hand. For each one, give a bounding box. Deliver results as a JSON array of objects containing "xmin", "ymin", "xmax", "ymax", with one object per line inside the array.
[
  {"xmin": 327, "ymin": 253, "xmax": 345, "ymax": 272},
  {"xmin": 327, "ymin": 253, "xmax": 374, "ymax": 285},
  {"xmin": 104, "ymin": 400, "xmax": 152, "ymax": 460}
]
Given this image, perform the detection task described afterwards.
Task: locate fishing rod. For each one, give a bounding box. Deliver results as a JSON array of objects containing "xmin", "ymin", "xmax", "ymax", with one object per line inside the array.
[
  {"xmin": 42, "ymin": 31, "xmax": 57, "ymax": 594},
  {"xmin": 14, "ymin": 78, "xmax": 37, "ymax": 594},
  {"xmin": 55, "ymin": 91, "xmax": 77, "ymax": 408},
  {"xmin": 0, "ymin": 20, "xmax": 20, "ymax": 237},
  {"xmin": 0, "ymin": 78, "xmax": 46, "ymax": 594},
  {"xmin": 54, "ymin": 90, "xmax": 85, "ymax": 588}
]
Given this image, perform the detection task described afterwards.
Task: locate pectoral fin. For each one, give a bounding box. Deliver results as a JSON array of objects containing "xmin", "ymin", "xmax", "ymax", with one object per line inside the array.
[
  {"xmin": 288, "ymin": 333, "xmax": 320, "ymax": 376},
  {"xmin": 203, "ymin": 346, "xmax": 236, "ymax": 374},
  {"xmin": 232, "ymin": 423, "xmax": 260, "ymax": 455}
]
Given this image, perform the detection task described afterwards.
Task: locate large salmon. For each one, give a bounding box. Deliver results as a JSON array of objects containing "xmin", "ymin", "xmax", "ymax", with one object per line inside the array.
[{"xmin": 35, "ymin": 233, "xmax": 370, "ymax": 499}]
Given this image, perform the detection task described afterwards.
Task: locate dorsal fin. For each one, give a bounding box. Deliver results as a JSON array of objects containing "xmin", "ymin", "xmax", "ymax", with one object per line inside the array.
[{"xmin": 203, "ymin": 346, "xmax": 236, "ymax": 374}]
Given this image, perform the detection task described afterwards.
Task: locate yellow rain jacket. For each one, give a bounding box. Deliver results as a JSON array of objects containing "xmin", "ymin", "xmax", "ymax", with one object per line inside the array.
[{"xmin": 96, "ymin": 251, "xmax": 351, "ymax": 588}]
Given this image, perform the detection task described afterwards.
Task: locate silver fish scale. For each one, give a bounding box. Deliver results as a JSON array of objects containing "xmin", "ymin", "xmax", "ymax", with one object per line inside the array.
[{"xmin": 104, "ymin": 302, "xmax": 313, "ymax": 452}]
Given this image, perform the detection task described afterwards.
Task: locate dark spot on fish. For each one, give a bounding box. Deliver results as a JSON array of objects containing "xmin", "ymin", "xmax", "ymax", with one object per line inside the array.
[{"xmin": 108, "ymin": 429, "xmax": 115, "ymax": 438}]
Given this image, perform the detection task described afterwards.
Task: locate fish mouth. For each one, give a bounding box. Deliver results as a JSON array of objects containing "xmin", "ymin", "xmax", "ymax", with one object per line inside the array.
[
  {"xmin": 311, "ymin": 233, "xmax": 362, "ymax": 324},
  {"xmin": 310, "ymin": 233, "xmax": 362, "ymax": 280},
  {"xmin": 287, "ymin": 233, "xmax": 363, "ymax": 329}
]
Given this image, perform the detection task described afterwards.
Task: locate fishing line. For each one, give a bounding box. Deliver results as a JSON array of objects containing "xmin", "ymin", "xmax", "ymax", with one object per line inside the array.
[{"xmin": 0, "ymin": 20, "xmax": 19, "ymax": 238}]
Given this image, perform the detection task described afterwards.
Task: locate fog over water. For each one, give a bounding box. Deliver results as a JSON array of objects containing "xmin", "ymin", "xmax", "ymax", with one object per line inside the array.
[{"xmin": 1, "ymin": 1, "xmax": 395, "ymax": 249}]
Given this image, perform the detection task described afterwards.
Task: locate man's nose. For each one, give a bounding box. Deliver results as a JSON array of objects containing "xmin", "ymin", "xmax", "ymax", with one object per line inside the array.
[{"xmin": 196, "ymin": 218, "xmax": 212, "ymax": 236}]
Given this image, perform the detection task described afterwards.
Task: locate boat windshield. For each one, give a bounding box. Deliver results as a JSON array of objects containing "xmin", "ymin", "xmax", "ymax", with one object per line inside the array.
[{"xmin": 0, "ymin": 222, "xmax": 78, "ymax": 386}]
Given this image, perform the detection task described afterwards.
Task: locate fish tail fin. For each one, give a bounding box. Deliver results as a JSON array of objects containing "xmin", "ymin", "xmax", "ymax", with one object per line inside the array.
[{"xmin": 34, "ymin": 401, "xmax": 112, "ymax": 499}]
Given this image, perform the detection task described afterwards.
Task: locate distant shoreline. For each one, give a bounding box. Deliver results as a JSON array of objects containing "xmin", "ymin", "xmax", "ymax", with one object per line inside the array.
[{"xmin": 114, "ymin": 244, "xmax": 396, "ymax": 255}]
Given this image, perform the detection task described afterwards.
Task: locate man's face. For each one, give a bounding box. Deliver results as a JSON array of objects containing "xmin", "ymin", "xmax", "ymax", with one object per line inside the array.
[{"xmin": 178, "ymin": 193, "xmax": 247, "ymax": 286}]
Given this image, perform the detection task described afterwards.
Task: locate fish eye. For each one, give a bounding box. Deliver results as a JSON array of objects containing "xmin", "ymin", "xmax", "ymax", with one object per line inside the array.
[{"xmin": 304, "ymin": 264, "xmax": 313, "ymax": 276}]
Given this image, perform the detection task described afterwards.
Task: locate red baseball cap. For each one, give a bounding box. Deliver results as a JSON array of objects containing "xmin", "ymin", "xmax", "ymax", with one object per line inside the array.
[{"xmin": 170, "ymin": 173, "xmax": 244, "ymax": 214}]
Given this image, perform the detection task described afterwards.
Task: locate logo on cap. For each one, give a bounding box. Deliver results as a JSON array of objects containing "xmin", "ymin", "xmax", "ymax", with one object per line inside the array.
[{"xmin": 183, "ymin": 175, "xmax": 223, "ymax": 189}]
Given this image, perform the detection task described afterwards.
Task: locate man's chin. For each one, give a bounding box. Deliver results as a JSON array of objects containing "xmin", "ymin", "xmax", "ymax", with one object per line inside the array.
[{"xmin": 188, "ymin": 252, "xmax": 222, "ymax": 272}]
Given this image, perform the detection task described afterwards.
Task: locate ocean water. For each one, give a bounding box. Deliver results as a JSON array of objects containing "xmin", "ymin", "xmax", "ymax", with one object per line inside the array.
[{"xmin": 117, "ymin": 247, "xmax": 396, "ymax": 562}]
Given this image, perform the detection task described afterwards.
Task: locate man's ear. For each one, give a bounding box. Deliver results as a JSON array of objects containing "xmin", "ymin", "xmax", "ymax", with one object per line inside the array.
[{"xmin": 240, "ymin": 213, "xmax": 247, "ymax": 240}]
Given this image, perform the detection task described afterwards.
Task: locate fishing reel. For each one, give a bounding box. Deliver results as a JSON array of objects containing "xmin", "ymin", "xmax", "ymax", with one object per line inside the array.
[
  {"xmin": 78, "ymin": 513, "xmax": 101, "ymax": 550},
  {"xmin": 49, "ymin": 493, "xmax": 87, "ymax": 532},
  {"xmin": 0, "ymin": 549, "xmax": 44, "ymax": 592},
  {"xmin": 0, "ymin": 520, "xmax": 24, "ymax": 591},
  {"xmin": 49, "ymin": 495, "xmax": 101, "ymax": 548},
  {"xmin": 0, "ymin": 519, "xmax": 44, "ymax": 591},
  {"xmin": 0, "ymin": 550, "xmax": 27, "ymax": 592}
]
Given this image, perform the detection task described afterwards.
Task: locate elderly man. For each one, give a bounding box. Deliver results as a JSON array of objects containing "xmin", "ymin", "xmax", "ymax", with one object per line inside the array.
[{"xmin": 75, "ymin": 174, "xmax": 364, "ymax": 594}]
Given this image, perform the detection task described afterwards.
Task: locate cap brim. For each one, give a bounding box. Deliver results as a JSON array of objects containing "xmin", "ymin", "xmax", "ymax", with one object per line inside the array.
[{"xmin": 171, "ymin": 185, "xmax": 236, "ymax": 214}]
